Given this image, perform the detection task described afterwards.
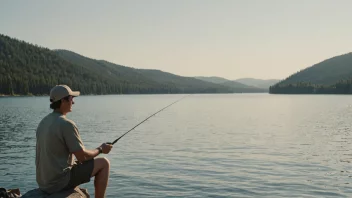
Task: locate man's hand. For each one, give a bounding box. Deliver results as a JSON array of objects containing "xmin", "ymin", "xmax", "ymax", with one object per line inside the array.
[{"xmin": 100, "ymin": 143, "xmax": 113, "ymax": 154}]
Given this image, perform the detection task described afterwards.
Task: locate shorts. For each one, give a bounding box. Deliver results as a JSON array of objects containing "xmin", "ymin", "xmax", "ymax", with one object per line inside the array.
[{"xmin": 63, "ymin": 159, "xmax": 94, "ymax": 190}]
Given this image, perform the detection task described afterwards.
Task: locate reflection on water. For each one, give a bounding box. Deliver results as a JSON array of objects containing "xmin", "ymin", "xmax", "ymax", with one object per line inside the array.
[{"xmin": 1, "ymin": 94, "xmax": 352, "ymax": 197}]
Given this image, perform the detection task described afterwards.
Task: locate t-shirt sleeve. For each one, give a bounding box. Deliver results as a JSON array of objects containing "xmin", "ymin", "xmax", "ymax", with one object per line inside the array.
[{"xmin": 62, "ymin": 120, "xmax": 84, "ymax": 153}]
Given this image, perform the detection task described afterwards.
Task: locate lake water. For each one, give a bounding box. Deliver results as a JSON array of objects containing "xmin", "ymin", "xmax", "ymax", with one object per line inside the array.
[{"xmin": 1, "ymin": 94, "xmax": 352, "ymax": 197}]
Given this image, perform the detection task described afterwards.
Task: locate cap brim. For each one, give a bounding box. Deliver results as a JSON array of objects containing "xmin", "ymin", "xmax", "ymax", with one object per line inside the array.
[{"xmin": 70, "ymin": 91, "xmax": 80, "ymax": 97}]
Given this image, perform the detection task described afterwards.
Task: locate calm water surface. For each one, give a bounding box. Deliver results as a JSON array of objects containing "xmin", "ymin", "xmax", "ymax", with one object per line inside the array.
[{"xmin": 1, "ymin": 94, "xmax": 352, "ymax": 197}]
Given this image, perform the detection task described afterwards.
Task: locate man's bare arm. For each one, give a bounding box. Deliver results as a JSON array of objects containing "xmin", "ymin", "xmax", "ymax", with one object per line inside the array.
[{"xmin": 73, "ymin": 143, "xmax": 113, "ymax": 163}]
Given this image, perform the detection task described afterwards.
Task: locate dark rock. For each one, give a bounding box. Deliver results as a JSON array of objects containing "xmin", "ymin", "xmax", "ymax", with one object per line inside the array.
[{"xmin": 22, "ymin": 187, "xmax": 89, "ymax": 198}]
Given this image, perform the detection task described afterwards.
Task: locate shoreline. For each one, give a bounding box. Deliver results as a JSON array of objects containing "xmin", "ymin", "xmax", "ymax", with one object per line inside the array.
[
  {"xmin": 0, "ymin": 94, "xmax": 48, "ymax": 97},
  {"xmin": 0, "ymin": 92, "xmax": 269, "ymax": 97}
]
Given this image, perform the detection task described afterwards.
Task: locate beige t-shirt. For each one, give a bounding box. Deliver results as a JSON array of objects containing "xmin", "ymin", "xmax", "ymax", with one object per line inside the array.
[{"xmin": 35, "ymin": 111, "xmax": 84, "ymax": 194}]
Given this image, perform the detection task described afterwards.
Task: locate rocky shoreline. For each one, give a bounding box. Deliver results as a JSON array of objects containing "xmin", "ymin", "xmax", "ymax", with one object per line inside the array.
[{"xmin": 22, "ymin": 187, "xmax": 90, "ymax": 198}]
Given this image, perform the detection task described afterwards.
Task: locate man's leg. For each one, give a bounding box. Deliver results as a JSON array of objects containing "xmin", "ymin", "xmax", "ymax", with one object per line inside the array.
[{"xmin": 91, "ymin": 157, "xmax": 110, "ymax": 198}]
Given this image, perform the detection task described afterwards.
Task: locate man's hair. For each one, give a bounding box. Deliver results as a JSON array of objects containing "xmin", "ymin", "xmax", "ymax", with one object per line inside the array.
[{"xmin": 50, "ymin": 96, "xmax": 71, "ymax": 110}]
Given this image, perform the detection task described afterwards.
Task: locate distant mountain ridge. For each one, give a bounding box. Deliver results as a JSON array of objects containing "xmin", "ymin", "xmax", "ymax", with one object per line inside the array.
[
  {"xmin": 56, "ymin": 50, "xmax": 247, "ymax": 93},
  {"xmin": 194, "ymin": 76, "xmax": 231, "ymax": 84},
  {"xmin": 270, "ymin": 52, "xmax": 352, "ymax": 94},
  {"xmin": 275, "ymin": 52, "xmax": 352, "ymax": 86},
  {"xmin": 195, "ymin": 76, "xmax": 267, "ymax": 92},
  {"xmin": 0, "ymin": 33, "xmax": 267, "ymax": 95},
  {"xmin": 235, "ymin": 78, "xmax": 280, "ymax": 89}
]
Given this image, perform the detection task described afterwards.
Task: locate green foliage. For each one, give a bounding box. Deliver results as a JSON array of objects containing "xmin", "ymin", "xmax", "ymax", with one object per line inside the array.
[
  {"xmin": 0, "ymin": 34, "xmax": 126, "ymax": 95},
  {"xmin": 269, "ymin": 80, "xmax": 352, "ymax": 94},
  {"xmin": 278, "ymin": 53, "xmax": 352, "ymax": 86},
  {"xmin": 270, "ymin": 52, "xmax": 352, "ymax": 94},
  {"xmin": 56, "ymin": 50, "xmax": 236, "ymax": 94},
  {"xmin": 1, "ymin": 34, "xmax": 253, "ymax": 95}
]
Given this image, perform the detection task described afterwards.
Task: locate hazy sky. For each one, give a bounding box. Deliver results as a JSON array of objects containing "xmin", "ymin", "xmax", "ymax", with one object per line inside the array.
[{"xmin": 1, "ymin": 0, "xmax": 352, "ymax": 80}]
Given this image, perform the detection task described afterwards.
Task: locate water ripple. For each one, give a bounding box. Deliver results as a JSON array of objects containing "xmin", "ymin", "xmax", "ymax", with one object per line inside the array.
[{"xmin": 2, "ymin": 94, "xmax": 352, "ymax": 197}]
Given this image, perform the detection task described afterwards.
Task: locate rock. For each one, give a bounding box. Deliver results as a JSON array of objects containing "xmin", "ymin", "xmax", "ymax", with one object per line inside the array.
[{"xmin": 22, "ymin": 187, "xmax": 90, "ymax": 198}]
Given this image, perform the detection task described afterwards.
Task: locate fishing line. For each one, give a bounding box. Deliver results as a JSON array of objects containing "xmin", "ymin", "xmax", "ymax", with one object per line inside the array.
[{"xmin": 107, "ymin": 94, "xmax": 191, "ymax": 145}]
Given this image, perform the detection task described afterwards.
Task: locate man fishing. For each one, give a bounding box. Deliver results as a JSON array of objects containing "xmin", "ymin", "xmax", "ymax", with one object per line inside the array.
[{"xmin": 35, "ymin": 85, "xmax": 113, "ymax": 198}]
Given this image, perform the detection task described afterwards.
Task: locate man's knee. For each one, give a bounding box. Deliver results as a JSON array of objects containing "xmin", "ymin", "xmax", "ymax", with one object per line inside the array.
[
  {"xmin": 100, "ymin": 157, "xmax": 110, "ymax": 169},
  {"xmin": 92, "ymin": 157, "xmax": 110, "ymax": 177},
  {"xmin": 95, "ymin": 157, "xmax": 110, "ymax": 169}
]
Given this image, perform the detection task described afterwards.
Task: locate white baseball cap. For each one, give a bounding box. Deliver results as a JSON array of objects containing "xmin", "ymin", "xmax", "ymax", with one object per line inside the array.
[{"xmin": 50, "ymin": 85, "xmax": 80, "ymax": 102}]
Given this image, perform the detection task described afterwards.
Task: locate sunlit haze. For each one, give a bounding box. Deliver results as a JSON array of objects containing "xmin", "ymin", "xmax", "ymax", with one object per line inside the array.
[{"xmin": 1, "ymin": 0, "xmax": 351, "ymax": 80}]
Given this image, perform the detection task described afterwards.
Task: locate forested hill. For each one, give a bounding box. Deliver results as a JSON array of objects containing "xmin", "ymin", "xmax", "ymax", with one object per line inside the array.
[
  {"xmin": 270, "ymin": 52, "xmax": 352, "ymax": 94},
  {"xmin": 235, "ymin": 78, "xmax": 280, "ymax": 89},
  {"xmin": 0, "ymin": 33, "xmax": 251, "ymax": 95},
  {"xmin": 0, "ymin": 34, "xmax": 113, "ymax": 95},
  {"xmin": 56, "ymin": 50, "xmax": 234, "ymax": 93},
  {"xmin": 195, "ymin": 76, "xmax": 230, "ymax": 84},
  {"xmin": 195, "ymin": 76, "xmax": 267, "ymax": 92}
]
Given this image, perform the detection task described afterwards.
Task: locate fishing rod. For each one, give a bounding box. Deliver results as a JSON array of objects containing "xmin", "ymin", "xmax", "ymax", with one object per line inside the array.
[{"xmin": 107, "ymin": 94, "xmax": 191, "ymax": 145}]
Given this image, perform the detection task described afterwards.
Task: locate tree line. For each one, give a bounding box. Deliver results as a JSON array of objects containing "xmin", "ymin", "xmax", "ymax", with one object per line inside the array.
[
  {"xmin": 269, "ymin": 79, "xmax": 352, "ymax": 94},
  {"xmin": 0, "ymin": 34, "xmax": 233, "ymax": 95}
]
